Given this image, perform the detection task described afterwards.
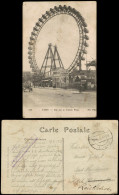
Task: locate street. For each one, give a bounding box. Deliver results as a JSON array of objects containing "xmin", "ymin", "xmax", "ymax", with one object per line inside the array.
[{"xmin": 23, "ymin": 87, "xmax": 96, "ymax": 109}]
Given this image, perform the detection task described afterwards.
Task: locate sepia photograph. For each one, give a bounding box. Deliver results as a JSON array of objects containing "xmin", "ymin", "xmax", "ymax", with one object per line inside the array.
[{"xmin": 23, "ymin": 1, "xmax": 97, "ymax": 118}]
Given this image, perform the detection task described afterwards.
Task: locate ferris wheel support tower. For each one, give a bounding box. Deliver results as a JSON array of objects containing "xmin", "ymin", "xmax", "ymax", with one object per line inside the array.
[{"xmin": 40, "ymin": 44, "xmax": 64, "ymax": 77}]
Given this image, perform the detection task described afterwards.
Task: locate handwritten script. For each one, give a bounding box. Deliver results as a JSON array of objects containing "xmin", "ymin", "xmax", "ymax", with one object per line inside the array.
[{"xmin": 11, "ymin": 138, "xmax": 64, "ymax": 194}]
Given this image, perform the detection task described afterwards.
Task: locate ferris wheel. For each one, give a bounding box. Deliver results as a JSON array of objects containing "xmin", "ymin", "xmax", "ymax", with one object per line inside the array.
[{"xmin": 28, "ymin": 5, "xmax": 89, "ymax": 73}]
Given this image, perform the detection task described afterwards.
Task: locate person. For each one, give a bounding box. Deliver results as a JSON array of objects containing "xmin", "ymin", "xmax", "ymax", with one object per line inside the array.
[{"xmin": 79, "ymin": 83, "xmax": 82, "ymax": 93}]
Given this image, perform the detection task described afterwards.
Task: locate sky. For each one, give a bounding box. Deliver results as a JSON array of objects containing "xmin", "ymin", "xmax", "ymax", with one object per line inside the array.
[{"xmin": 23, "ymin": 1, "xmax": 96, "ymax": 72}]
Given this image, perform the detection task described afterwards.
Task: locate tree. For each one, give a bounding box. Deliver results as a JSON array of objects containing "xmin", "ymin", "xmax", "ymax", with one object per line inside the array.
[{"xmin": 32, "ymin": 71, "xmax": 43, "ymax": 87}]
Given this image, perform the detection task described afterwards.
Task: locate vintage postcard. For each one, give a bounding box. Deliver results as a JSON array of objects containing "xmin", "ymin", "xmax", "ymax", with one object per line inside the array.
[
  {"xmin": 23, "ymin": 1, "xmax": 97, "ymax": 118},
  {"xmin": 1, "ymin": 120, "xmax": 118, "ymax": 194}
]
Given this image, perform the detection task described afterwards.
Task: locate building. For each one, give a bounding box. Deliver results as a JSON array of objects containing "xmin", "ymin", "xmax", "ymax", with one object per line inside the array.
[
  {"xmin": 69, "ymin": 69, "xmax": 96, "ymax": 90},
  {"xmin": 86, "ymin": 60, "xmax": 96, "ymax": 70},
  {"xmin": 52, "ymin": 68, "xmax": 69, "ymax": 88},
  {"xmin": 40, "ymin": 77, "xmax": 52, "ymax": 87}
]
